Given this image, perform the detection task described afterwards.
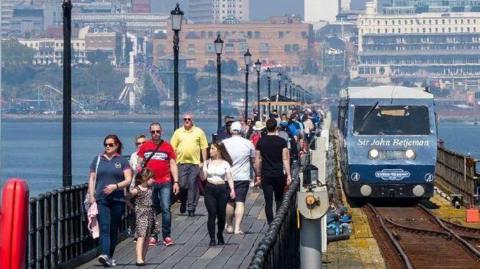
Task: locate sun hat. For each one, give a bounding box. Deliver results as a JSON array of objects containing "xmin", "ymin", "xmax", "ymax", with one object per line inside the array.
[{"xmin": 252, "ymin": 121, "xmax": 266, "ymax": 131}]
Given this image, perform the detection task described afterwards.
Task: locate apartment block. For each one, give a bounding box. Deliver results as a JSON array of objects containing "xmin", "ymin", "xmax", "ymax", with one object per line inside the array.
[{"xmin": 153, "ymin": 18, "xmax": 313, "ymax": 71}]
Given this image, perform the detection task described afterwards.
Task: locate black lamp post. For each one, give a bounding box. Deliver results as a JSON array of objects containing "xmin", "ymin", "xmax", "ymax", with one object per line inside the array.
[
  {"xmin": 214, "ymin": 34, "xmax": 224, "ymax": 130},
  {"xmin": 254, "ymin": 59, "xmax": 261, "ymax": 120},
  {"xmin": 171, "ymin": 3, "xmax": 183, "ymax": 130},
  {"xmin": 62, "ymin": 0, "xmax": 72, "ymax": 187},
  {"xmin": 284, "ymin": 77, "xmax": 289, "ymax": 97},
  {"xmin": 266, "ymin": 67, "xmax": 271, "ymax": 115},
  {"xmin": 244, "ymin": 49, "xmax": 252, "ymax": 121},
  {"xmin": 277, "ymin": 73, "xmax": 282, "ymax": 95},
  {"xmin": 290, "ymin": 82, "xmax": 295, "ymax": 99}
]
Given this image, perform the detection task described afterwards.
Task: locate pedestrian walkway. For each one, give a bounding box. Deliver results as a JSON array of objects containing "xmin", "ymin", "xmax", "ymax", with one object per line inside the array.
[{"xmin": 78, "ymin": 189, "xmax": 268, "ymax": 269}]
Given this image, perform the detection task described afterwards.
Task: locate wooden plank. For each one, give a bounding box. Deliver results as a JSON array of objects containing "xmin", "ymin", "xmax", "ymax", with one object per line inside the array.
[
  {"xmin": 78, "ymin": 188, "xmax": 269, "ymax": 269},
  {"xmin": 205, "ymin": 244, "xmax": 237, "ymax": 269}
]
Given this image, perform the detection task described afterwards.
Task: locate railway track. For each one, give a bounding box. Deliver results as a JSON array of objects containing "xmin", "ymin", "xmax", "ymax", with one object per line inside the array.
[{"xmin": 364, "ymin": 203, "xmax": 480, "ymax": 269}]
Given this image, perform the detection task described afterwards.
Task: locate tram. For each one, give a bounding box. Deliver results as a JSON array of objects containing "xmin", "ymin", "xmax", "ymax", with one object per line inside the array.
[{"xmin": 338, "ymin": 86, "xmax": 437, "ymax": 199}]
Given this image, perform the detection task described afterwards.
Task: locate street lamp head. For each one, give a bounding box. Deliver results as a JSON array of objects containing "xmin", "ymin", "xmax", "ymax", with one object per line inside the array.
[
  {"xmin": 255, "ymin": 59, "xmax": 261, "ymax": 72},
  {"xmin": 277, "ymin": 73, "xmax": 282, "ymax": 80},
  {"xmin": 266, "ymin": 67, "xmax": 271, "ymax": 78},
  {"xmin": 214, "ymin": 34, "xmax": 224, "ymax": 55},
  {"xmin": 170, "ymin": 3, "xmax": 184, "ymax": 31},
  {"xmin": 244, "ymin": 49, "xmax": 252, "ymax": 66}
]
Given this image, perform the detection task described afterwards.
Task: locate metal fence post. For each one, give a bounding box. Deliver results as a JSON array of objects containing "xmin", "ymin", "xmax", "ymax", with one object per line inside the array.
[{"xmin": 28, "ymin": 198, "xmax": 37, "ymax": 269}]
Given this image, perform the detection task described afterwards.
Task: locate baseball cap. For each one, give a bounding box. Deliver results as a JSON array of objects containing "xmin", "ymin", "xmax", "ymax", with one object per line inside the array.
[{"xmin": 230, "ymin": 121, "xmax": 242, "ymax": 132}]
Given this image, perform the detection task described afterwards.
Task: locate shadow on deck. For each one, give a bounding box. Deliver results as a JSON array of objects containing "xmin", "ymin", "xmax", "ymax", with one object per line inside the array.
[{"xmin": 78, "ymin": 189, "xmax": 268, "ymax": 269}]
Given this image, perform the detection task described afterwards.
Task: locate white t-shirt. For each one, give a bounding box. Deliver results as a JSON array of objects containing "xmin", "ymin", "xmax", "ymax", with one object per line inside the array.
[
  {"xmin": 223, "ymin": 135, "xmax": 256, "ymax": 181},
  {"xmin": 204, "ymin": 159, "xmax": 231, "ymax": 185}
]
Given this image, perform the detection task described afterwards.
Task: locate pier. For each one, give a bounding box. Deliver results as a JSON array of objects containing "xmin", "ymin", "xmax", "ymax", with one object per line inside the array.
[{"xmin": 79, "ymin": 189, "xmax": 269, "ymax": 269}]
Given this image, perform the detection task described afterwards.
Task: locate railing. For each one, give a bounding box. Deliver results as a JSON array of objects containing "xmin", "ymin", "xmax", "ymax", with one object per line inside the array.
[
  {"xmin": 26, "ymin": 183, "xmax": 134, "ymax": 269},
  {"xmin": 435, "ymin": 144, "xmax": 480, "ymax": 206},
  {"xmin": 247, "ymin": 177, "xmax": 300, "ymax": 269}
]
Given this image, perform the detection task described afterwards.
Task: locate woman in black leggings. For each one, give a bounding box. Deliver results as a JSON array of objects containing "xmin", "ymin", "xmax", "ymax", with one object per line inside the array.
[{"xmin": 200, "ymin": 142, "xmax": 235, "ymax": 246}]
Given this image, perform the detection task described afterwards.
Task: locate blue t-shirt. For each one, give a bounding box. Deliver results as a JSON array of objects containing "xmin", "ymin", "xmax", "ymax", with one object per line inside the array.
[{"xmin": 90, "ymin": 154, "xmax": 131, "ymax": 201}]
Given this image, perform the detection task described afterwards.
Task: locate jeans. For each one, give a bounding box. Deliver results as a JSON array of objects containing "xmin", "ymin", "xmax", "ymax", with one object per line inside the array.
[
  {"xmin": 261, "ymin": 176, "xmax": 286, "ymax": 224},
  {"xmin": 152, "ymin": 182, "xmax": 172, "ymax": 239},
  {"xmin": 97, "ymin": 199, "xmax": 125, "ymax": 257},
  {"xmin": 178, "ymin": 164, "xmax": 200, "ymax": 212},
  {"xmin": 204, "ymin": 183, "xmax": 228, "ymax": 239}
]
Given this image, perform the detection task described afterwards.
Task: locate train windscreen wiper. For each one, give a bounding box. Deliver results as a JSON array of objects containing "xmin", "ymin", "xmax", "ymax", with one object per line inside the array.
[{"xmin": 357, "ymin": 101, "xmax": 379, "ymax": 132}]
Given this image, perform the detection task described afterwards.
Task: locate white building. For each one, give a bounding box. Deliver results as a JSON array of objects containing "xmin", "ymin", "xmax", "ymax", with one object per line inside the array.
[
  {"xmin": 355, "ymin": 9, "xmax": 480, "ymax": 82},
  {"xmin": 1, "ymin": 0, "xmax": 21, "ymax": 36},
  {"xmin": 304, "ymin": 0, "xmax": 338, "ymax": 23},
  {"xmin": 18, "ymin": 38, "xmax": 87, "ymax": 65},
  {"xmin": 188, "ymin": 0, "xmax": 250, "ymax": 23}
]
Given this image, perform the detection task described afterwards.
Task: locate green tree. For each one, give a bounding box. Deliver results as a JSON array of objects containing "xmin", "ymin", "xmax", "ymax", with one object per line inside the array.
[
  {"xmin": 86, "ymin": 50, "xmax": 110, "ymax": 64},
  {"xmin": 223, "ymin": 59, "xmax": 238, "ymax": 75},
  {"xmin": 1, "ymin": 39, "xmax": 35, "ymax": 67},
  {"xmin": 1, "ymin": 39, "xmax": 37, "ymax": 87},
  {"xmin": 141, "ymin": 75, "xmax": 159, "ymax": 110}
]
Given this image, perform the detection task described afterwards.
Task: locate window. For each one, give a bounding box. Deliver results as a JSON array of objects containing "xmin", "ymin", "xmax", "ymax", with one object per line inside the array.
[
  {"xmin": 225, "ymin": 43, "xmax": 234, "ymax": 53},
  {"xmin": 284, "ymin": 44, "xmax": 291, "ymax": 52},
  {"xmin": 260, "ymin": 43, "xmax": 270, "ymax": 53},
  {"xmin": 206, "ymin": 43, "xmax": 215, "ymax": 53},
  {"xmin": 279, "ymin": 31, "xmax": 284, "ymax": 38},
  {"xmin": 239, "ymin": 42, "xmax": 248, "ymax": 53},
  {"xmin": 254, "ymin": 31, "xmax": 260, "ymax": 38},
  {"xmin": 292, "ymin": 44, "xmax": 300, "ymax": 51},
  {"xmin": 187, "ymin": 44, "xmax": 195, "ymax": 54}
]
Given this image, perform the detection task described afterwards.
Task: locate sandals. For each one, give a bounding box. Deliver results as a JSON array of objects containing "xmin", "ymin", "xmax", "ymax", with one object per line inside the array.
[
  {"xmin": 225, "ymin": 226, "xmax": 234, "ymax": 234},
  {"xmin": 234, "ymin": 230, "xmax": 244, "ymax": 235}
]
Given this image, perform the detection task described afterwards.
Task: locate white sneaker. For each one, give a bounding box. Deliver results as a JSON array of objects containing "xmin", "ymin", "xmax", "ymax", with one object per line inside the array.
[
  {"xmin": 110, "ymin": 258, "xmax": 116, "ymax": 267},
  {"xmin": 98, "ymin": 255, "xmax": 112, "ymax": 267}
]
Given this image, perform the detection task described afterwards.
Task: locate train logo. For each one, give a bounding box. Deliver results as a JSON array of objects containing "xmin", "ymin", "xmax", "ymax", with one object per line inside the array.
[
  {"xmin": 424, "ymin": 173, "xmax": 434, "ymax": 182},
  {"xmin": 351, "ymin": 172, "xmax": 361, "ymax": 181},
  {"xmin": 375, "ymin": 169, "xmax": 411, "ymax": 181}
]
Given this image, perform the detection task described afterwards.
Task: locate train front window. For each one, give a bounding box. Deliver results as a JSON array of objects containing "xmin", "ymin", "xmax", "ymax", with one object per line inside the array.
[{"xmin": 353, "ymin": 105, "xmax": 430, "ymax": 135}]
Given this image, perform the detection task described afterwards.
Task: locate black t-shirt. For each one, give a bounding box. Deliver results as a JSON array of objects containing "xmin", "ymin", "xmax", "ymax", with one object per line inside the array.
[{"xmin": 256, "ymin": 135, "xmax": 287, "ymax": 177}]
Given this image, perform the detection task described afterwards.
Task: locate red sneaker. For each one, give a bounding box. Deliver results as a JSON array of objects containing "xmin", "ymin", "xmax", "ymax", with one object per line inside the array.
[
  {"xmin": 163, "ymin": 236, "xmax": 175, "ymax": 246},
  {"xmin": 148, "ymin": 237, "xmax": 158, "ymax": 246}
]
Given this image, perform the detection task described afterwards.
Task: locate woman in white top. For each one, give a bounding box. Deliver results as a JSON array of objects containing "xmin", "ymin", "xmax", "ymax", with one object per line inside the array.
[{"xmin": 200, "ymin": 142, "xmax": 235, "ymax": 246}]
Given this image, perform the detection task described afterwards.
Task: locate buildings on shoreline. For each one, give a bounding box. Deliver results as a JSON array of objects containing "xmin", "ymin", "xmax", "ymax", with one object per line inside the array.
[{"xmin": 353, "ymin": 0, "xmax": 480, "ymax": 86}]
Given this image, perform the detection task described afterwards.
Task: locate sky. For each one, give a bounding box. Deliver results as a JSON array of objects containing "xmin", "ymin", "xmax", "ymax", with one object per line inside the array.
[
  {"xmin": 152, "ymin": 0, "xmax": 304, "ymax": 21},
  {"xmin": 152, "ymin": 0, "xmax": 367, "ymax": 22}
]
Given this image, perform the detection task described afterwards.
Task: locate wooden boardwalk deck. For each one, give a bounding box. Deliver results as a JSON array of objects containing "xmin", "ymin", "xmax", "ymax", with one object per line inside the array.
[{"xmin": 78, "ymin": 189, "xmax": 268, "ymax": 269}]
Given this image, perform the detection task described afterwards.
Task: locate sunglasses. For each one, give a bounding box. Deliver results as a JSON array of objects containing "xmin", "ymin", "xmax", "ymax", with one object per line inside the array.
[
  {"xmin": 183, "ymin": 118, "xmax": 192, "ymax": 122},
  {"xmin": 104, "ymin": 143, "xmax": 116, "ymax": 148},
  {"xmin": 136, "ymin": 141, "xmax": 145, "ymax": 146},
  {"xmin": 150, "ymin": 130, "xmax": 161, "ymax": 134}
]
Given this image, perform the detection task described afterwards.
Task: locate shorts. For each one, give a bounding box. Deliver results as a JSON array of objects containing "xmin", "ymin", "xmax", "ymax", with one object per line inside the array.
[{"xmin": 229, "ymin": 181, "xmax": 250, "ymax": 203}]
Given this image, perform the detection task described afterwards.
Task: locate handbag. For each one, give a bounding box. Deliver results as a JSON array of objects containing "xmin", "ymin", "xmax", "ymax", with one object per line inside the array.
[
  {"xmin": 84, "ymin": 154, "xmax": 101, "ymax": 212},
  {"xmin": 197, "ymin": 160, "xmax": 208, "ymax": 196}
]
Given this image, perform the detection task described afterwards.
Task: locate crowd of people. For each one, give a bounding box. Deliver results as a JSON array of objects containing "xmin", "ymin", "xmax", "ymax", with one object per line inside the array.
[{"xmin": 86, "ymin": 108, "xmax": 323, "ymax": 267}]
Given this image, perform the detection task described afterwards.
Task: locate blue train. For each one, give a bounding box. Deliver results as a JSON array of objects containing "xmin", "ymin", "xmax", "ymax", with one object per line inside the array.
[{"xmin": 337, "ymin": 86, "xmax": 437, "ymax": 199}]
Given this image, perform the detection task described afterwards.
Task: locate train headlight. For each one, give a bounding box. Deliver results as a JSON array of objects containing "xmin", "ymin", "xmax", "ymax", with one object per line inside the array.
[
  {"xmin": 369, "ymin": 148, "xmax": 379, "ymax": 159},
  {"xmin": 405, "ymin": 149, "xmax": 416, "ymax": 160}
]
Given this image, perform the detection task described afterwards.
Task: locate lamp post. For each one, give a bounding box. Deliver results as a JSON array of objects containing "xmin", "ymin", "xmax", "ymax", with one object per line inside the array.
[
  {"xmin": 284, "ymin": 77, "xmax": 289, "ymax": 97},
  {"xmin": 290, "ymin": 82, "xmax": 295, "ymax": 100},
  {"xmin": 266, "ymin": 67, "xmax": 271, "ymax": 115},
  {"xmin": 214, "ymin": 34, "xmax": 224, "ymax": 130},
  {"xmin": 171, "ymin": 3, "xmax": 183, "ymax": 130},
  {"xmin": 277, "ymin": 73, "xmax": 282, "ymax": 95},
  {"xmin": 254, "ymin": 59, "xmax": 261, "ymax": 121},
  {"xmin": 244, "ymin": 49, "xmax": 252, "ymax": 121},
  {"xmin": 62, "ymin": 0, "xmax": 72, "ymax": 187}
]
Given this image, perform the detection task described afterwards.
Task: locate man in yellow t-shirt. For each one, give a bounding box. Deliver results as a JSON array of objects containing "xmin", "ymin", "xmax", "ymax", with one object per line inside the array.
[{"xmin": 171, "ymin": 113, "xmax": 208, "ymax": 216}]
